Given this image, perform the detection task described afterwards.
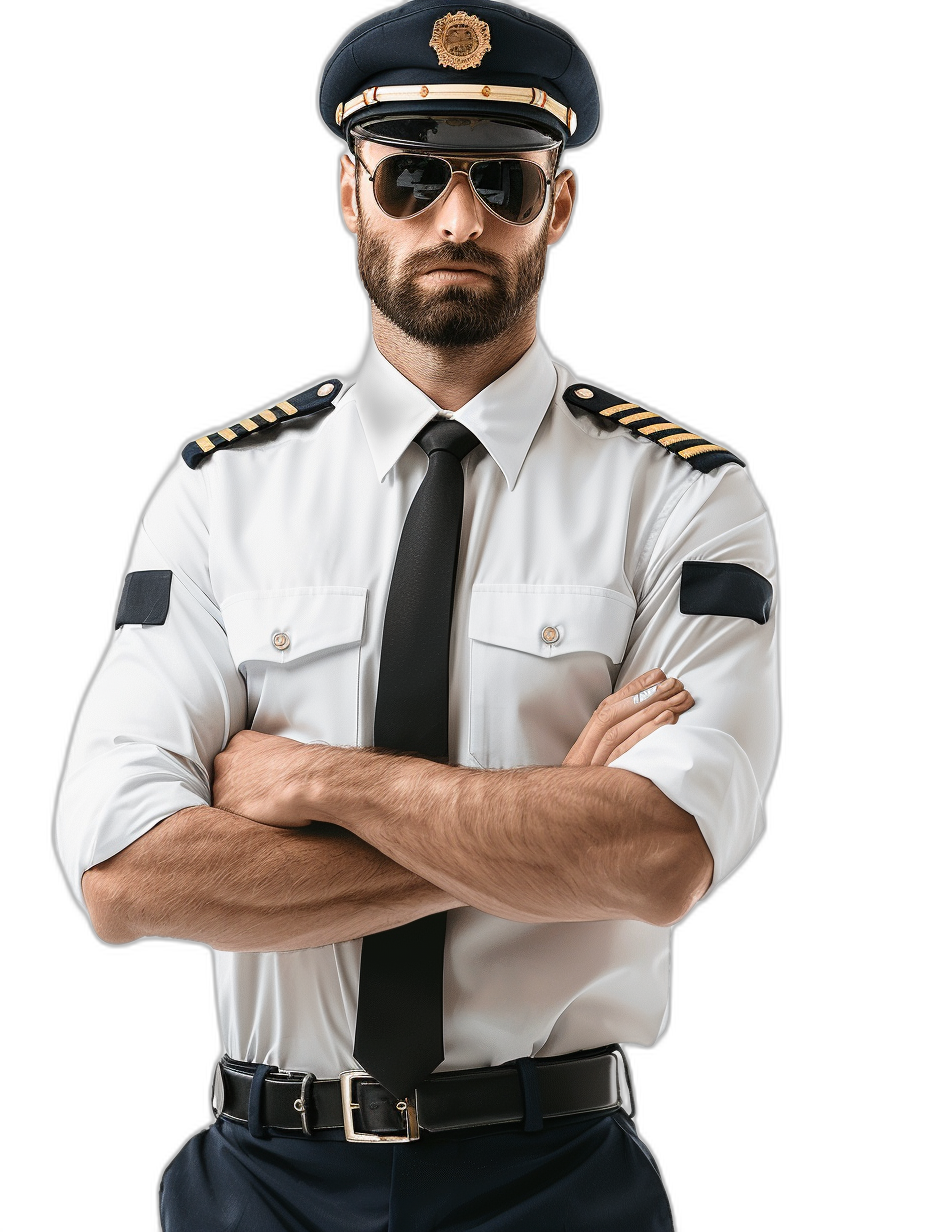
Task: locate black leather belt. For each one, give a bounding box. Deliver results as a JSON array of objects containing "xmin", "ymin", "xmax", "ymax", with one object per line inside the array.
[{"xmin": 215, "ymin": 1045, "xmax": 631, "ymax": 1142}]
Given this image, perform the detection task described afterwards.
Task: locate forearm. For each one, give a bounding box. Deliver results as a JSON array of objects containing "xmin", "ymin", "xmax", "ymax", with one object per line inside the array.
[
  {"xmin": 311, "ymin": 754, "xmax": 712, "ymax": 927},
  {"xmin": 81, "ymin": 805, "xmax": 459, "ymax": 951}
]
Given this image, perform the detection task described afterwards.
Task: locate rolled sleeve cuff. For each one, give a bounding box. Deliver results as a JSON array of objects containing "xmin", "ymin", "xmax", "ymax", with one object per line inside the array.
[
  {"xmin": 610, "ymin": 724, "xmax": 765, "ymax": 888},
  {"xmin": 55, "ymin": 743, "xmax": 211, "ymax": 909}
]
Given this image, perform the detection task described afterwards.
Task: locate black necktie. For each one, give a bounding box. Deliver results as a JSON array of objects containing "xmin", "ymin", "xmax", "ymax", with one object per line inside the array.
[{"xmin": 353, "ymin": 418, "xmax": 479, "ymax": 1100}]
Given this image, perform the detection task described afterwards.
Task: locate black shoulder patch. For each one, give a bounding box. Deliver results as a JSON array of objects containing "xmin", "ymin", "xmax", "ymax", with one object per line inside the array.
[
  {"xmin": 182, "ymin": 378, "xmax": 343, "ymax": 469},
  {"xmin": 680, "ymin": 561, "xmax": 772, "ymax": 624},
  {"xmin": 116, "ymin": 570, "xmax": 173, "ymax": 628},
  {"xmin": 563, "ymin": 383, "xmax": 743, "ymax": 473}
]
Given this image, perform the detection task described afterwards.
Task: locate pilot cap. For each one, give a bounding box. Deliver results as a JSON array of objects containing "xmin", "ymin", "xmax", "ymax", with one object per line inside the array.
[{"xmin": 319, "ymin": 1, "xmax": 600, "ymax": 150}]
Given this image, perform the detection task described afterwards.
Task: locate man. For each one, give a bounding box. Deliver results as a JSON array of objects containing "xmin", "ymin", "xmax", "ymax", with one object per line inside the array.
[{"xmin": 55, "ymin": 2, "xmax": 778, "ymax": 1228}]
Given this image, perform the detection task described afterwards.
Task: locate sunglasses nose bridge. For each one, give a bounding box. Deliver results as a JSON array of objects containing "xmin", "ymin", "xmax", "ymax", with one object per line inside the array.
[
  {"xmin": 414, "ymin": 161, "xmax": 469, "ymax": 216},
  {"xmin": 428, "ymin": 166, "xmax": 486, "ymax": 240}
]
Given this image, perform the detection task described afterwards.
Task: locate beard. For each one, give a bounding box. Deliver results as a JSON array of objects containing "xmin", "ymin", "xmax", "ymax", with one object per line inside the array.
[{"xmin": 356, "ymin": 209, "xmax": 549, "ymax": 348}]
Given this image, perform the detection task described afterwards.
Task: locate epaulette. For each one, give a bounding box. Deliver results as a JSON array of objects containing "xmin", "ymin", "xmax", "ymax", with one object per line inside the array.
[
  {"xmin": 563, "ymin": 383, "xmax": 743, "ymax": 474},
  {"xmin": 182, "ymin": 379, "xmax": 343, "ymax": 469}
]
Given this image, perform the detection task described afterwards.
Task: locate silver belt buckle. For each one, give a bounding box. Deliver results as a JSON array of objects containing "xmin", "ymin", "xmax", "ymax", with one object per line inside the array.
[{"xmin": 339, "ymin": 1070, "xmax": 420, "ymax": 1142}]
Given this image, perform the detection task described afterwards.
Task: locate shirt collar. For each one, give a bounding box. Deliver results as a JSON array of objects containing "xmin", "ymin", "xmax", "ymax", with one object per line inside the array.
[{"xmin": 350, "ymin": 336, "xmax": 558, "ymax": 490}]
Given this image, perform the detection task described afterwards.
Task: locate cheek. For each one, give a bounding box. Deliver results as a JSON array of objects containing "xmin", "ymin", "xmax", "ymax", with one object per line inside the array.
[{"xmin": 478, "ymin": 214, "xmax": 546, "ymax": 260}]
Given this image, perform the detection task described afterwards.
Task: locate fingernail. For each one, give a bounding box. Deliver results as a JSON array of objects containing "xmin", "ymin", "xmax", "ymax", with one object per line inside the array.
[
  {"xmin": 658, "ymin": 677, "xmax": 674, "ymax": 690},
  {"xmin": 657, "ymin": 710, "xmax": 674, "ymax": 723},
  {"xmin": 633, "ymin": 685, "xmax": 659, "ymax": 705}
]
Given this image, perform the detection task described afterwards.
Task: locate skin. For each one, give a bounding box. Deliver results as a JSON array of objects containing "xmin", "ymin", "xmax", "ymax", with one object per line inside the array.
[
  {"xmin": 82, "ymin": 140, "xmax": 714, "ymax": 949},
  {"xmin": 342, "ymin": 139, "xmax": 574, "ymax": 409}
]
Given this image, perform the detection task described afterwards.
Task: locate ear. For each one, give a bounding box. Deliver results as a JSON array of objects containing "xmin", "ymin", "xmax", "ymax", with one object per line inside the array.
[
  {"xmin": 547, "ymin": 168, "xmax": 576, "ymax": 246},
  {"xmin": 340, "ymin": 152, "xmax": 360, "ymax": 235}
]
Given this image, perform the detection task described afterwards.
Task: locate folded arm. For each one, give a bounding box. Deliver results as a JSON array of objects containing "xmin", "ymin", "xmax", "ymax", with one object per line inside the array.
[
  {"xmin": 210, "ymin": 669, "xmax": 709, "ymax": 929},
  {"xmin": 82, "ymin": 668, "xmax": 695, "ymax": 946},
  {"xmin": 81, "ymin": 807, "xmax": 461, "ymax": 950}
]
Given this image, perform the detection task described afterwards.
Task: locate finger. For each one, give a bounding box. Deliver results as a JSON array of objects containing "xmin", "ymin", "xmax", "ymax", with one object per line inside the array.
[
  {"xmin": 592, "ymin": 677, "xmax": 685, "ymax": 739},
  {"xmin": 562, "ymin": 677, "xmax": 684, "ymax": 766},
  {"xmin": 621, "ymin": 675, "xmax": 684, "ymax": 713},
  {"xmin": 604, "ymin": 710, "xmax": 680, "ymax": 761},
  {"xmin": 589, "ymin": 692, "xmax": 693, "ymax": 765},
  {"xmin": 615, "ymin": 710, "xmax": 678, "ymax": 756},
  {"xmin": 609, "ymin": 668, "xmax": 667, "ymax": 705}
]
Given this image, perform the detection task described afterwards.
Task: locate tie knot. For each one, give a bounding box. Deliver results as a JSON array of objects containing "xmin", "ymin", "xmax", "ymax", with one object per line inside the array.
[{"xmin": 415, "ymin": 418, "xmax": 480, "ymax": 462}]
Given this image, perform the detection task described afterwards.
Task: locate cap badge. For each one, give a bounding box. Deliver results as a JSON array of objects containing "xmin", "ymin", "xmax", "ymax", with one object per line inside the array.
[{"xmin": 429, "ymin": 12, "xmax": 492, "ymax": 70}]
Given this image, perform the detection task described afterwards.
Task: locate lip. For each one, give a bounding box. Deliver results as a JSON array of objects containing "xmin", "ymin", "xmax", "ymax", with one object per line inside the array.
[{"xmin": 418, "ymin": 264, "xmax": 495, "ymax": 282}]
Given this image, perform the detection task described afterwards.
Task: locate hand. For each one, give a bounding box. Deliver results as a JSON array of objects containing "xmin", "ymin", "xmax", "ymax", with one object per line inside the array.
[
  {"xmin": 562, "ymin": 669, "xmax": 694, "ymax": 767},
  {"xmin": 212, "ymin": 729, "xmax": 324, "ymax": 827}
]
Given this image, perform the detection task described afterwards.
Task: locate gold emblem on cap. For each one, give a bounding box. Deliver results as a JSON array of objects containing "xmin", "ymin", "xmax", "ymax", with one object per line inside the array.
[{"xmin": 429, "ymin": 12, "xmax": 492, "ymax": 70}]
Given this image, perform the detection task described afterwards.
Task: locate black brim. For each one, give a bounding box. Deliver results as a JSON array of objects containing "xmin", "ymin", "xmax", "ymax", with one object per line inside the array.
[{"xmin": 347, "ymin": 106, "xmax": 566, "ymax": 152}]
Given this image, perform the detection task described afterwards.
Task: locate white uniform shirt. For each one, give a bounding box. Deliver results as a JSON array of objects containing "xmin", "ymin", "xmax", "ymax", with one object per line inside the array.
[{"xmin": 55, "ymin": 338, "xmax": 778, "ymax": 1077}]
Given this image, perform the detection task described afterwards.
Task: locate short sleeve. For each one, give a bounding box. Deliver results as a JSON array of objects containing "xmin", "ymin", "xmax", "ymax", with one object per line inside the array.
[
  {"xmin": 612, "ymin": 463, "xmax": 779, "ymax": 888},
  {"xmin": 54, "ymin": 461, "xmax": 247, "ymax": 907}
]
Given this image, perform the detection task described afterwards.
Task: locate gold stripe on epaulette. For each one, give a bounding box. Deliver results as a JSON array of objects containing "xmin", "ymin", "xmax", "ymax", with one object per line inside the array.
[
  {"xmin": 240, "ymin": 418, "xmax": 259, "ymax": 431},
  {"xmin": 679, "ymin": 442, "xmax": 724, "ymax": 459},
  {"xmin": 658, "ymin": 432, "xmax": 702, "ymax": 447},
  {"xmin": 259, "ymin": 409, "xmax": 278, "ymax": 423},
  {"xmin": 218, "ymin": 427, "xmax": 238, "ymax": 442},
  {"xmin": 639, "ymin": 421, "xmax": 681, "ymax": 436},
  {"xmin": 195, "ymin": 436, "xmax": 215, "ymax": 453},
  {"xmin": 599, "ymin": 402, "xmax": 638, "ymax": 416},
  {"xmin": 277, "ymin": 400, "xmax": 299, "ymax": 416},
  {"xmin": 618, "ymin": 410, "xmax": 656, "ymax": 425}
]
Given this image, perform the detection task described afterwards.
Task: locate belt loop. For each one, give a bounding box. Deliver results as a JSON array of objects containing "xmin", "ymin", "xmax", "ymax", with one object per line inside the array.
[
  {"xmin": 514, "ymin": 1057, "xmax": 544, "ymax": 1133},
  {"xmin": 247, "ymin": 1064, "xmax": 273, "ymax": 1139}
]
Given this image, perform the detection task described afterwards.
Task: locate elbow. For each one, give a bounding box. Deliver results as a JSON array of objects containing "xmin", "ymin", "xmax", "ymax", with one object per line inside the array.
[
  {"xmin": 81, "ymin": 863, "xmax": 141, "ymax": 944},
  {"xmin": 639, "ymin": 817, "xmax": 715, "ymax": 928}
]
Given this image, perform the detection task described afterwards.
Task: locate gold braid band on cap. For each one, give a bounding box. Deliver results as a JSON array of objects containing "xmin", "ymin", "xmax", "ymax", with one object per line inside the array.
[{"xmin": 336, "ymin": 84, "xmax": 577, "ymax": 136}]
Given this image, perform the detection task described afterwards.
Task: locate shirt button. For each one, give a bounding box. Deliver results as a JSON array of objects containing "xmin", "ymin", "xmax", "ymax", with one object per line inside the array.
[
  {"xmin": 541, "ymin": 626, "xmax": 560, "ymax": 645},
  {"xmin": 272, "ymin": 631, "xmax": 290, "ymax": 651}
]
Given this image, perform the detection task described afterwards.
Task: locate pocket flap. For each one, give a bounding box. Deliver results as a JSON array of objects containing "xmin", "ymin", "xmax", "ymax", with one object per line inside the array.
[
  {"xmin": 221, "ymin": 587, "xmax": 368, "ymax": 666},
  {"xmin": 468, "ymin": 584, "xmax": 636, "ymax": 661}
]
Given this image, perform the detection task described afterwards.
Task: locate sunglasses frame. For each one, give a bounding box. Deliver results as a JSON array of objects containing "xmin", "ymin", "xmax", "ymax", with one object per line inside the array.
[{"xmin": 354, "ymin": 147, "xmax": 554, "ymax": 228}]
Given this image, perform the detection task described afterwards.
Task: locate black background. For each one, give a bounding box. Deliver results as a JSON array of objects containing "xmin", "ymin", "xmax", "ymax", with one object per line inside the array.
[{"xmin": 43, "ymin": 4, "xmax": 808, "ymax": 1227}]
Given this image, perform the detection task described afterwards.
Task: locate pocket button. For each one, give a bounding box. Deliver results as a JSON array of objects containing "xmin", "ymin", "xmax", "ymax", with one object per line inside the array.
[
  {"xmin": 272, "ymin": 631, "xmax": 291, "ymax": 651},
  {"xmin": 541, "ymin": 626, "xmax": 560, "ymax": 645}
]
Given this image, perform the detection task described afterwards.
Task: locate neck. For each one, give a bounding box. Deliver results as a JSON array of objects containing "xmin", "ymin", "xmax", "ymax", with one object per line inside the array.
[{"xmin": 370, "ymin": 305, "xmax": 538, "ymax": 411}]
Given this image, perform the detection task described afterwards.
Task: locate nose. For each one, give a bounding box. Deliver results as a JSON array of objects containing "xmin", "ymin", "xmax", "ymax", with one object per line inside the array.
[{"xmin": 431, "ymin": 171, "xmax": 484, "ymax": 243}]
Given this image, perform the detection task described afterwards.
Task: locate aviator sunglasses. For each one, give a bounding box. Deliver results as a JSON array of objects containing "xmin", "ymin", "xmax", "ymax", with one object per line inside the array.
[{"xmin": 355, "ymin": 149, "xmax": 553, "ymax": 226}]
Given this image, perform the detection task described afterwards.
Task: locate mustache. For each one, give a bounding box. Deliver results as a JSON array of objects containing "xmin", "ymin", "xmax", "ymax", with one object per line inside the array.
[{"xmin": 399, "ymin": 241, "xmax": 510, "ymax": 282}]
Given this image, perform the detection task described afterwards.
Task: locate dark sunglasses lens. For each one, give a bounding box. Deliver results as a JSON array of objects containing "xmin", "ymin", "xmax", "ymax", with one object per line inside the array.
[
  {"xmin": 470, "ymin": 160, "xmax": 547, "ymax": 224},
  {"xmin": 373, "ymin": 156, "xmax": 452, "ymax": 218}
]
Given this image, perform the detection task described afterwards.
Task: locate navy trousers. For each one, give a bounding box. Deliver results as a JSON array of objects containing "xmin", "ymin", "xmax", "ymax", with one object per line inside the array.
[{"xmin": 160, "ymin": 1111, "xmax": 674, "ymax": 1231}]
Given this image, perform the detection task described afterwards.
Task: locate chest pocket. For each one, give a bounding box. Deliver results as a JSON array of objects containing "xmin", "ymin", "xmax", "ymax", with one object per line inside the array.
[
  {"xmin": 468, "ymin": 584, "xmax": 636, "ymax": 769},
  {"xmin": 221, "ymin": 587, "xmax": 368, "ymax": 744}
]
